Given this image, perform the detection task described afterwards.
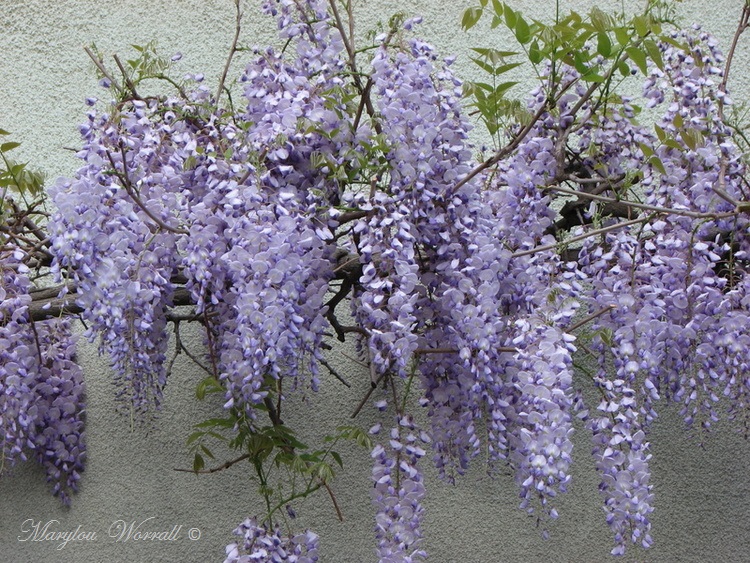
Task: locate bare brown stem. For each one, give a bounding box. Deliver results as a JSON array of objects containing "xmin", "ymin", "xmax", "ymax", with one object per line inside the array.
[
  {"xmin": 547, "ymin": 182, "xmax": 736, "ymax": 220},
  {"xmin": 216, "ymin": 0, "xmax": 243, "ymax": 103},
  {"xmin": 174, "ymin": 453, "xmax": 251, "ymax": 474},
  {"xmin": 322, "ymin": 481, "xmax": 344, "ymax": 522},
  {"xmin": 106, "ymin": 148, "xmax": 188, "ymax": 235},
  {"xmin": 83, "ymin": 45, "xmax": 123, "ymax": 93},
  {"xmin": 113, "ymin": 54, "xmax": 139, "ymax": 98},
  {"xmin": 513, "ymin": 216, "xmax": 648, "ymax": 258},
  {"xmin": 719, "ymin": 3, "xmax": 750, "ymax": 120},
  {"xmin": 568, "ymin": 305, "xmax": 616, "ymax": 332}
]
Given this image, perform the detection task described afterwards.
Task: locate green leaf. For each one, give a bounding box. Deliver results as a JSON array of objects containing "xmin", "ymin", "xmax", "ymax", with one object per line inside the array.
[
  {"xmin": 494, "ymin": 62, "xmax": 523, "ymax": 75},
  {"xmin": 504, "ymin": 4, "xmax": 517, "ymax": 29},
  {"xmin": 473, "ymin": 82, "xmax": 495, "ymax": 92},
  {"xmin": 205, "ymin": 431, "xmax": 226, "ymax": 442},
  {"xmin": 654, "ymin": 124, "xmax": 667, "ymax": 142},
  {"xmin": 614, "ymin": 26, "xmax": 631, "ymax": 46},
  {"xmin": 193, "ymin": 453, "xmax": 205, "ymax": 472},
  {"xmin": 0, "ymin": 142, "xmax": 21, "ymax": 153},
  {"xmin": 529, "ymin": 40, "xmax": 542, "ymax": 64},
  {"xmin": 581, "ymin": 70, "xmax": 606, "ymax": 83},
  {"xmin": 626, "ymin": 46, "xmax": 648, "ymax": 75},
  {"xmin": 514, "ymin": 16, "xmax": 531, "ymax": 44},
  {"xmin": 494, "ymin": 81, "xmax": 519, "ymax": 95},
  {"xmin": 200, "ymin": 445, "xmax": 215, "ymax": 460},
  {"xmin": 650, "ymin": 155, "xmax": 666, "ymax": 175},
  {"xmin": 183, "ymin": 155, "xmax": 197, "ymax": 170},
  {"xmin": 491, "ymin": 0, "xmax": 504, "ymax": 15},
  {"xmin": 196, "ymin": 380, "xmax": 207, "ymax": 400},
  {"xmin": 589, "ymin": 7, "xmax": 611, "ymax": 32},
  {"xmin": 633, "ymin": 15, "xmax": 649, "ymax": 38},
  {"xmin": 664, "ymin": 138, "xmax": 684, "ymax": 151},
  {"xmin": 471, "ymin": 57, "xmax": 496, "ymax": 75},
  {"xmin": 461, "ymin": 7, "xmax": 483, "ymax": 30},
  {"xmin": 331, "ymin": 451, "xmax": 343, "ymax": 468},
  {"xmin": 680, "ymin": 128, "xmax": 700, "ymax": 151},
  {"xmin": 572, "ymin": 51, "xmax": 591, "ymax": 75},
  {"xmin": 470, "ymin": 47, "xmax": 518, "ymax": 60},
  {"xmin": 195, "ymin": 417, "xmax": 235, "ymax": 429},
  {"xmin": 187, "ymin": 431, "xmax": 204, "ymax": 446},
  {"xmin": 597, "ymin": 32, "xmax": 612, "ymax": 57},
  {"xmin": 0, "ymin": 129, "xmax": 10, "ymax": 136},
  {"xmin": 644, "ymin": 39, "xmax": 664, "ymax": 70},
  {"xmin": 316, "ymin": 463, "xmax": 334, "ymax": 482}
]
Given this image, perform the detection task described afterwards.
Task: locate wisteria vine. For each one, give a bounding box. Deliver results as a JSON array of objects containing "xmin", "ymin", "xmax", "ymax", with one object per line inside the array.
[{"xmin": 2, "ymin": 0, "xmax": 750, "ymax": 560}]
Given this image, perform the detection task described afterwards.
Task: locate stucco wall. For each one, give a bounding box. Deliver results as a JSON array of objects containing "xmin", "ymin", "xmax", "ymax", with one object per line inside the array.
[{"xmin": 1, "ymin": 1, "xmax": 749, "ymax": 562}]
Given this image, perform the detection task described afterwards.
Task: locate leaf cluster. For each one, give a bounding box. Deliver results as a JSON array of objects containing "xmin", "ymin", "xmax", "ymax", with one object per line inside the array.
[{"xmin": 0, "ymin": 130, "xmax": 45, "ymax": 200}]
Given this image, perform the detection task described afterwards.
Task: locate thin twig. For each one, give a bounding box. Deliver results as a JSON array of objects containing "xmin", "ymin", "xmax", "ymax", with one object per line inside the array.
[
  {"xmin": 165, "ymin": 320, "xmax": 183, "ymax": 380},
  {"xmin": 319, "ymin": 357, "xmax": 351, "ymax": 387},
  {"xmin": 171, "ymin": 319, "xmax": 214, "ymax": 376},
  {"xmin": 454, "ymin": 101, "xmax": 551, "ymax": 192},
  {"xmin": 368, "ymin": 346, "xmax": 378, "ymax": 388},
  {"xmin": 332, "ymin": 255, "xmax": 361, "ymax": 274},
  {"xmin": 719, "ymin": 3, "xmax": 750, "ymax": 120},
  {"xmin": 322, "ymin": 481, "xmax": 344, "ymax": 522},
  {"xmin": 338, "ymin": 350, "xmax": 369, "ymax": 370},
  {"xmin": 513, "ymin": 216, "xmax": 648, "ymax": 258},
  {"xmin": 112, "ymin": 54, "xmax": 139, "ymax": 98},
  {"xmin": 568, "ymin": 305, "xmax": 616, "ymax": 332},
  {"xmin": 174, "ymin": 453, "xmax": 251, "ymax": 474},
  {"xmin": 351, "ymin": 372, "xmax": 386, "ymax": 418},
  {"xmin": 83, "ymin": 45, "xmax": 123, "ymax": 93},
  {"xmin": 547, "ymin": 182, "xmax": 736, "ymax": 219},
  {"xmin": 336, "ymin": 209, "xmax": 371, "ymax": 225},
  {"xmin": 216, "ymin": 0, "xmax": 243, "ymax": 103},
  {"xmin": 106, "ymin": 148, "xmax": 188, "ymax": 235}
]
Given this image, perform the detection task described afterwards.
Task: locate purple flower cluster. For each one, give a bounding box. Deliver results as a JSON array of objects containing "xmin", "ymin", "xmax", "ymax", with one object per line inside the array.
[
  {"xmin": 224, "ymin": 517, "xmax": 319, "ymax": 563},
  {"xmin": 576, "ymin": 28, "xmax": 750, "ymax": 552},
  {"xmin": 370, "ymin": 415, "xmax": 428, "ymax": 562},
  {"xmin": 0, "ymin": 248, "xmax": 85, "ymax": 504},
  {"xmin": 49, "ymin": 1, "xmax": 345, "ymax": 420},
  {"xmin": 0, "ymin": 249, "xmax": 35, "ymax": 468},
  {"xmin": 354, "ymin": 21, "xmax": 583, "ymax": 525},
  {"xmin": 38, "ymin": 0, "xmax": 750, "ymax": 557},
  {"xmin": 211, "ymin": 186, "xmax": 333, "ymax": 412},
  {"xmin": 49, "ymin": 98, "xmax": 183, "ymax": 416},
  {"xmin": 27, "ymin": 318, "xmax": 86, "ymax": 504}
]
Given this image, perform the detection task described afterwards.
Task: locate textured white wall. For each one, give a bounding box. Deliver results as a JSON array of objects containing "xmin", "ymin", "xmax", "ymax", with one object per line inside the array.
[{"xmin": 1, "ymin": 1, "xmax": 750, "ymax": 562}]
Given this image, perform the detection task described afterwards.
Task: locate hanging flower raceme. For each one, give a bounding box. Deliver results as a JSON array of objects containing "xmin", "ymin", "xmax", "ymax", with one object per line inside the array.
[
  {"xmin": 49, "ymin": 96, "xmax": 190, "ymax": 416},
  {"xmin": 0, "ymin": 248, "xmax": 86, "ymax": 504},
  {"xmin": 371, "ymin": 415, "xmax": 429, "ymax": 562},
  {"xmin": 575, "ymin": 28, "xmax": 750, "ymax": 552},
  {"xmin": 224, "ymin": 517, "xmax": 319, "ymax": 563},
  {"xmin": 34, "ymin": 0, "xmax": 750, "ymax": 558}
]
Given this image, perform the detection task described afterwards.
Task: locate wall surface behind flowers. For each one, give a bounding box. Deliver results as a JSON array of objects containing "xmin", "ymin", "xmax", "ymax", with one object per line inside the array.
[{"xmin": 1, "ymin": 1, "xmax": 749, "ymax": 561}]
